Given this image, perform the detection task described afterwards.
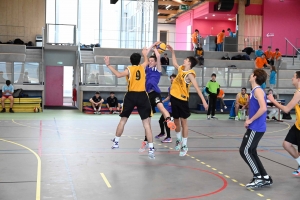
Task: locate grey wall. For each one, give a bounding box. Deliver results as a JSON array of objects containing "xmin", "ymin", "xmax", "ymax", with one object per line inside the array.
[{"xmin": 44, "ymin": 50, "xmax": 77, "ymax": 66}]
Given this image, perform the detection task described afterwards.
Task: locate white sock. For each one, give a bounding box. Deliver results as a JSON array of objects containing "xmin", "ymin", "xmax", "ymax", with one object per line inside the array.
[
  {"xmin": 148, "ymin": 143, "xmax": 154, "ymax": 148},
  {"xmin": 257, "ymin": 175, "xmax": 261, "ymax": 179},
  {"xmin": 182, "ymin": 138, "xmax": 187, "ymax": 146},
  {"xmin": 295, "ymin": 157, "xmax": 300, "ymax": 165},
  {"xmin": 114, "ymin": 136, "xmax": 120, "ymax": 142},
  {"xmin": 94, "ymin": 108, "xmax": 97, "ymax": 111},
  {"xmin": 263, "ymin": 175, "xmax": 269, "ymax": 179},
  {"xmin": 176, "ymin": 132, "xmax": 182, "ymax": 140}
]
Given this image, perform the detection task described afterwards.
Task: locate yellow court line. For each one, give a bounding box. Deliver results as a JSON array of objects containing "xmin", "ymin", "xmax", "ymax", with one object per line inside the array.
[
  {"xmin": 265, "ymin": 122, "xmax": 290, "ymax": 134},
  {"xmin": 100, "ymin": 173, "xmax": 112, "ymax": 188},
  {"xmin": 0, "ymin": 138, "xmax": 41, "ymax": 200}
]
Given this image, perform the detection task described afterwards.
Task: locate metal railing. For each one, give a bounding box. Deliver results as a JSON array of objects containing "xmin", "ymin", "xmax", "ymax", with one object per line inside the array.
[{"xmin": 285, "ymin": 37, "xmax": 300, "ymax": 65}]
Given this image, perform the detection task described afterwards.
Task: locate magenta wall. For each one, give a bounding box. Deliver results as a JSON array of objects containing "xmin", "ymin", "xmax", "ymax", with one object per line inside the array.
[
  {"xmin": 175, "ymin": 11, "xmax": 193, "ymax": 50},
  {"xmin": 262, "ymin": 0, "xmax": 300, "ymax": 55},
  {"xmin": 193, "ymin": 19, "xmax": 235, "ymax": 38}
]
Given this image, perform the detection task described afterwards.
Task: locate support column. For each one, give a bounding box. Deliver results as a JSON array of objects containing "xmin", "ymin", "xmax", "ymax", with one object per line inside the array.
[
  {"xmin": 152, "ymin": 0, "xmax": 158, "ymax": 43},
  {"xmin": 237, "ymin": 0, "xmax": 245, "ymax": 51}
]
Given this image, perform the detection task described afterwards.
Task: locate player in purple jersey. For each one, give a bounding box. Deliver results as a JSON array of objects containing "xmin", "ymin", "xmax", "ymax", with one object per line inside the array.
[{"xmin": 239, "ymin": 69, "xmax": 273, "ymax": 189}]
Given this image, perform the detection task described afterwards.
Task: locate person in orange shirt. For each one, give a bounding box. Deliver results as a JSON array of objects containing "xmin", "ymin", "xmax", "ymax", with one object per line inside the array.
[
  {"xmin": 264, "ymin": 46, "xmax": 274, "ymax": 65},
  {"xmin": 255, "ymin": 54, "xmax": 271, "ymax": 69},
  {"xmin": 191, "ymin": 29, "xmax": 199, "ymax": 50},
  {"xmin": 217, "ymin": 87, "xmax": 227, "ymax": 112},
  {"xmin": 217, "ymin": 30, "xmax": 225, "ymax": 51},
  {"xmin": 274, "ymin": 48, "xmax": 282, "ymax": 68}
]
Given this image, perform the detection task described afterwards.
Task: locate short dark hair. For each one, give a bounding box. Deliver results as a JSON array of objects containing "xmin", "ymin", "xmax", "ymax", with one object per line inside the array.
[
  {"xmin": 130, "ymin": 53, "xmax": 141, "ymax": 65},
  {"xmin": 6, "ymin": 80, "xmax": 10, "ymax": 85},
  {"xmin": 253, "ymin": 69, "xmax": 267, "ymax": 86},
  {"xmin": 170, "ymin": 74, "xmax": 176, "ymax": 79},
  {"xmin": 242, "ymin": 87, "xmax": 247, "ymax": 91},
  {"xmin": 149, "ymin": 55, "xmax": 157, "ymax": 62},
  {"xmin": 275, "ymin": 48, "xmax": 279, "ymax": 51},
  {"xmin": 110, "ymin": 92, "xmax": 115, "ymax": 94},
  {"xmin": 222, "ymin": 30, "xmax": 225, "ymax": 32},
  {"xmin": 195, "ymin": 29, "xmax": 199, "ymax": 32},
  {"xmin": 95, "ymin": 91, "xmax": 100, "ymax": 94},
  {"xmin": 268, "ymin": 46, "xmax": 271, "ymax": 48},
  {"xmin": 211, "ymin": 73, "xmax": 216, "ymax": 77},
  {"xmin": 259, "ymin": 45, "xmax": 262, "ymax": 48},
  {"xmin": 187, "ymin": 56, "xmax": 198, "ymax": 69},
  {"xmin": 295, "ymin": 71, "xmax": 300, "ymax": 79},
  {"xmin": 227, "ymin": 28, "xmax": 231, "ymax": 31}
]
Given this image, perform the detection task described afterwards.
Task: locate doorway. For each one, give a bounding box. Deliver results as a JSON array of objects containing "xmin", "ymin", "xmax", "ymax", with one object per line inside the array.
[{"xmin": 63, "ymin": 66, "xmax": 74, "ymax": 106}]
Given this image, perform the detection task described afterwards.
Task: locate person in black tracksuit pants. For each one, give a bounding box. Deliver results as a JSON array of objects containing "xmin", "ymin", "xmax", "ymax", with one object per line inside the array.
[{"xmin": 206, "ymin": 73, "xmax": 220, "ymax": 119}]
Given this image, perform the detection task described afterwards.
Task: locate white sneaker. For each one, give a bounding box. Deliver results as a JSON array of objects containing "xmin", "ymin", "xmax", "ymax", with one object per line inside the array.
[
  {"xmin": 148, "ymin": 148, "xmax": 155, "ymax": 159},
  {"xmin": 235, "ymin": 116, "xmax": 239, "ymax": 121},
  {"xmin": 207, "ymin": 116, "xmax": 210, "ymax": 120},
  {"xmin": 220, "ymin": 109, "xmax": 223, "ymax": 112},
  {"xmin": 224, "ymin": 106, "xmax": 227, "ymax": 109}
]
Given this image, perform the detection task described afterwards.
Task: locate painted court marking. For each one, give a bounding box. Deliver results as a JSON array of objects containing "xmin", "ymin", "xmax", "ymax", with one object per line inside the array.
[{"xmin": 100, "ymin": 173, "xmax": 112, "ymax": 188}]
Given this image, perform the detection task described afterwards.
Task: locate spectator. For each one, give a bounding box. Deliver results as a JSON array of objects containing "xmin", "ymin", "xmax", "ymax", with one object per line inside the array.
[
  {"xmin": 106, "ymin": 92, "xmax": 121, "ymax": 114},
  {"xmin": 274, "ymin": 48, "xmax": 282, "ymax": 68},
  {"xmin": 227, "ymin": 28, "xmax": 234, "ymax": 37},
  {"xmin": 268, "ymin": 65, "xmax": 277, "ymax": 90},
  {"xmin": 255, "ymin": 54, "xmax": 271, "ymax": 69},
  {"xmin": 0, "ymin": 71, "xmax": 5, "ymax": 83},
  {"xmin": 1, "ymin": 80, "xmax": 14, "ymax": 113},
  {"xmin": 255, "ymin": 45, "xmax": 264, "ymax": 58},
  {"xmin": 206, "ymin": 73, "xmax": 220, "ymax": 119},
  {"xmin": 191, "ymin": 29, "xmax": 199, "ymax": 50},
  {"xmin": 266, "ymin": 89, "xmax": 282, "ymax": 122},
  {"xmin": 235, "ymin": 87, "xmax": 249, "ymax": 121},
  {"xmin": 160, "ymin": 53, "xmax": 169, "ymax": 65},
  {"xmin": 23, "ymin": 72, "xmax": 30, "ymax": 83},
  {"xmin": 89, "ymin": 91, "xmax": 104, "ymax": 114},
  {"xmin": 217, "ymin": 87, "xmax": 227, "ymax": 112},
  {"xmin": 216, "ymin": 30, "xmax": 225, "ymax": 51},
  {"xmin": 194, "ymin": 44, "xmax": 204, "ymax": 66},
  {"xmin": 265, "ymin": 46, "xmax": 274, "ymax": 65}
]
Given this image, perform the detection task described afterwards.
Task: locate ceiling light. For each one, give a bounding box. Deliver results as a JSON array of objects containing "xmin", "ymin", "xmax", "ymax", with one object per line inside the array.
[
  {"xmin": 213, "ymin": 14, "xmax": 215, "ymax": 16},
  {"xmin": 166, "ymin": 5, "xmax": 171, "ymax": 9},
  {"xmin": 228, "ymin": 18, "xmax": 232, "ymax": 20},
  {"xmin": 205, "ymin": 17, "xmax": 207, "ymax": 19}
]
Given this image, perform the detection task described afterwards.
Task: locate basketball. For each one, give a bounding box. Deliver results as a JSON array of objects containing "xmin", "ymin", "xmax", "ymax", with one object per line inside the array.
[
  {"xmin": 156, "ymin": 42, "xmax": 166, "ymax": 54},
  {"xmin": 34, "ymin": 107, "xmax": 39, "ymax": 113}
]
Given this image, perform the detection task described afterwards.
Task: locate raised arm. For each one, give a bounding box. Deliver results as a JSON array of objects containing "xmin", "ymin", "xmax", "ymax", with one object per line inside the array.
[
  {"xmin": 188, "ymin": 73, "xmax": 208, "ymax": 110},
  {"xmin": 146, "ymin": 42, "xmax": 159, "ymax": 55},
  {"xmin": 104, "ymin": 56, "xmax": 129, "ymax": 78},
  {"xmin": 268, "ymin": 91, "xmax": 300, "ymax": 113},
  {"xmin": 167, "ymin": 45, "xmax": 180, "ymax": 69},
  {"xmin": 141, "ymin": 47, "xmax": 149, "ymax": 69},
  {"xmin": 153, "ymin": 48, "xmax": 162, "ymax": 72}
]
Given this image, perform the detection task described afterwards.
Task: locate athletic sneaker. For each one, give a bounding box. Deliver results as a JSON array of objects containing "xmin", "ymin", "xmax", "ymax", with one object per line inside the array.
[
  {"xmin": 155, "ymin": 133, "xmax": 165, "ymax": 139},
  {"xmin": 220, "ymin": 109, "xmax": 223, "ymax": 112},
  {"xmin": 263, "ymin": 176, "xmax": 273, "ymax": 186},
  {"xmin": 175, "ymin": 139, "xmax": 182, "ymax": 151},
  {"xmin": 138, "ymin": 141, "xmax": 148, "ymax": 152},
  {"xmin": 9, "ymin": 108, "xmax": 14, "ymax": 113},
  {"xmin": 1, "ymin": 108, "xmax": 5, "ymax": 113},
  {"xmin": 94, "ymin": 111, "xmax": 97, "ymax": 114},
  {"xmin": 211, "ymin": 116, "xmax": 218, "ymax": 120},
  {"xmin": 179, "ymin": 145, "xmax": 188, "ymax": 156},
  {"xmin": 166, "ymin": 117, "xmax": 176, "ymax": 130},
  {"xmin": 292, "ymin": 166, "xmax": 300, "ymax": 176},
  {"xmin": 235, "ymin": 116, "xmax": 239, "ymax": 121},
  {"xmin": 148, "ymin": 148, "xmax": 155, "ymax": 159},
  {"xmin": 111, "ymin": 141, "xmax": 119, "ymax": 149},
  {"xmin": 245, "ymin": 178, "xmax": 265, "ymax": 188},
  {"xmin": 224, "ymin": 106, "xmax": 227, "ymax": 109},
  {"xmin": 207, "ymin": 116, "xmax": 210, "ymax": 120},
  {"xmin": 161, "ymin": 137, "xmax": 172, "ymax": 143}
]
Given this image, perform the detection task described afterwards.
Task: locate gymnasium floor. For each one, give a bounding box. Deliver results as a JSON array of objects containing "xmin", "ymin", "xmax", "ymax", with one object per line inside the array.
[{"xmin": 0, "ymin": 110, "xmax": 299, "ymax": 200}]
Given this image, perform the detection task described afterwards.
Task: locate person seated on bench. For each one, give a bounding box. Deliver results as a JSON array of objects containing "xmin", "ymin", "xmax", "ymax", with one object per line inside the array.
[
  {"xmin": 255, "ymin": 54, "xmax": 271, "ymax": 69},
  {"xmin": 106, "ymin": 92, "xmax": 121, "ymax": 114},
  {"xmin": 217, "ymin": 87, "xmax": 227, "ymax": 112},
  {"xmin": 194, "ymin": 44, "xmax": 204, "ymax": 66},
  {"xmin": 266, "ymin": 89, "xmax": 283, "ymax": 122},
  {"xmin": 89, "ymin": 91, "xmax": 104, "ymax": 114},
  {"xmin": 235, "ymin": 87, "xmax": 249, "ymax": 121},
  {"xmin": 1, "ymin": 80, "xmax": 14, "ymax": 113}
]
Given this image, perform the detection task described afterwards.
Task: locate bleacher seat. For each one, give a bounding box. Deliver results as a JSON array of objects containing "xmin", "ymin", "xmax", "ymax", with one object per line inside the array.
[{"xmin": 0, "ymin": 98, "xmax": 42, "ymax": 112}]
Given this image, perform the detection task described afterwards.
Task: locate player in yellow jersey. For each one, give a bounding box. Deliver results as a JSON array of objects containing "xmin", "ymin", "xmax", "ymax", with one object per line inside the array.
[
  {"xmin": 268, "ymin": 71, "xmax": 300, "ymax": 175},
  {"xmin": 167, "ymin": 45, "xmax": 208, "ymax": 156},
  {"xmin": 104, "ymin": 48, "xmax": 156, "ymax": 159}
]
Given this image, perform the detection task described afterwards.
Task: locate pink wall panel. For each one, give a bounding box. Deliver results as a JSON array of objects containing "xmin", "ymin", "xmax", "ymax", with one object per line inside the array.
[
  {"xmin": 175, "ymin": 11, "xmax": 193, "ymax": 50},
  {"xmin": 245, "ymin": 4, "xmax": 262, "ymax": 15},
  {"xmin": 193, "ymin": 2, "xmax": 209, "ymax": 19},
  {"xmin": 193, "ymin": 19, "xmax": 236, "ymax": 38},
  {"xmin": 262, "ymin": 0, "xmax": 300, "ymax": 55}
]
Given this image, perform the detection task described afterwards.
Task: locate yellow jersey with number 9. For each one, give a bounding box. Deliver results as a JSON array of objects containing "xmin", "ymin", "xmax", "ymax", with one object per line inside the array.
[
  {"xmin": 295, "ymin": 103, "xmax": 300, "ymax": 130},
  {"xmin": 126, "ymin": 65, "xmax": 146, "ymax": 92},
  {"xmin": 170, "ymin": 66, "xmax": 196, "ymax": 101}
]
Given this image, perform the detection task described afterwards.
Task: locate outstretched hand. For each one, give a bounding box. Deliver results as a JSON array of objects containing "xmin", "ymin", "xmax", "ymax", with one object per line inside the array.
[
  {"xmin": 104, "ymin": 56, "xmax": 110, "ymax": 66},
  {"xmin": 142, "ymin": 47, "xmax": 148, "ymax": 56},
  {"xmin": 166, "ymin": 45, "xmax": 173, "ymax": 52},
  {"xmin": 267, "ymin": 93, "xmax": 275, "ymax": 102}
]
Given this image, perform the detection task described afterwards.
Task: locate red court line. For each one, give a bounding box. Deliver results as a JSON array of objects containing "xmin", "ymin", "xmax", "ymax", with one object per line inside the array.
[{"xmin": 38, "ymin": 120, "xmax": 43, "ymax": 156}]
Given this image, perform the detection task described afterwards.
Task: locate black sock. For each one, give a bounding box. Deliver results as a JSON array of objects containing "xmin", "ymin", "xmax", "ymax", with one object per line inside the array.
[{"xmin": 144, "ymin": 136, "xmax": 147, "ymax": 141}]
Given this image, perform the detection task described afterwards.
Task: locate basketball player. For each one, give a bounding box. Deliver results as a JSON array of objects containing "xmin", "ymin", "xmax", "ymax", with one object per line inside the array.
[
  {"xmin": 104, "ymin": 48, "xmax": 155, "ymax": 159},
  {"xmin": 239, "ymin": 69, "xmax": 273, "ymax": 188},
  {"xmin": 139, "ymin": 42, "xmax": 175, "ymax": 152},
  {"xmin": 166, "ymin": 45, "xmax": 208, "ymax": 156},
  {"xmin": 268, "ymin": 71, "xmax": 300, "ymax": 176}
]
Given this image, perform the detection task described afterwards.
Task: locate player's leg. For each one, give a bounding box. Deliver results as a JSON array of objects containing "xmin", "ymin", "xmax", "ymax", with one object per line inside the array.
[
  {"xmin": 211, "ymin": 95, "xmax": 217, "ymax": 118},
  {"xmin": 171, "ymin": 97, "xmax": 182, "ymax": 150},
  {"xmin": 162, "ymin": 112, "xmax": 172, "ymax": 143},
  {"xmin": 155, "ymin": 114, "xmax": 165, "ymax": 139},
  {"xmin": 179, "ymin": 118, "xmax": 188, "ymax": 156},
  {"xmin": 234, "ymin": 103, "xmax": 239, "ymax": 120},
  {"xmin": 8, "ymin": 96, "xmax": 14, "ymax": 113},
  {"xmin": 1, "ymin": 96, "xmax": 7, "ymax": 112}
]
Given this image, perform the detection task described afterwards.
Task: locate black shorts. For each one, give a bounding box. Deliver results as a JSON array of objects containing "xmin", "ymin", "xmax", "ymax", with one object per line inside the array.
[
  {"xmin": 285, "ymin": 124, "xmax": 300, "ymax": 152},
  {"xmin": 170, "ymin": 96, "xmax": 190, "ymax": 119},
  {"xmin": 148, "ymin": 91, "xmax": 162, "ymax": 113},
  {"xmin": 120, "ymin": 91, "xmax": 151, "ymax": 120},
  {"xmin": 108, "ymin": 103, "xmax": 118, "ymax": 108}
]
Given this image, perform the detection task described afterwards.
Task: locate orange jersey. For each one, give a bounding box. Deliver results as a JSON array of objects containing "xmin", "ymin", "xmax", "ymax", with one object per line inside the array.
[
  {"xmin": 191, "ymin": 32, "xmax": 198, "ymax": 43},
  {"xmin": 264, "ymin": 50, "xmax": 273, "ymax": 59},
  {"xmin": 218, "ymin": 89, "xmax": 224, "ymax": 98},
  {"xmin": 217, "ymin": 32, "xmax": 225, "ymax": 44},
  {"xmin": 274, "ymin": 51, "xmax": 282, "ymax": 59},
  {"xmin": 255, "ymin": 57, "xmax": 268, "ymax": 68}
]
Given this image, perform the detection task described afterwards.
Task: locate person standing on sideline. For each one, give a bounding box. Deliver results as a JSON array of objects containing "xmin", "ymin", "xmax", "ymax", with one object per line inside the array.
[
  {"xmin": 167, "ymin": 44, "xmax": 208, "ymax": 156},
  {"xmin": 269, "ymin": 66, "xmax": 277, "ymax": 90},
  {"xmin": 268, "ymin": 71, "xmax": 300, "ymax": 176},
  {"xmin": 1, "ymin": 80, "xmax": 14, "ymax": 113},
  {"xmin": 104, "ymin": 48, "xmax": 156, "ymax": 159},
  {"xmin": 217, "ymin": 87, "xmax": 227, "ymax": 112},
  {"xmin": 206, "ymin": 73, "xmax": 220, "ymax": 119},
  {"xmin": 191, "ymin": 29, "xmax": 199, "ymax": 50},
  {"xmin": 160, "ymin": 53, "xmax": 169, "ymax": 65},
  {"xmin": 240, "ymin": 68, "xmax": 272, "ymax": 189},
  {"xmin": 216, "ymin": 30, "xmax": 225, "ymax": 51},
  {"xmin": 157, "ymin": 73, "xmax": 176, "ymax": 143}
]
